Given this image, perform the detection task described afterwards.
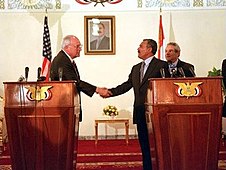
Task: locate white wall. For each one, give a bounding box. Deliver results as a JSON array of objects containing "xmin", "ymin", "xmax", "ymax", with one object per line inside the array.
[{"xmin": 1, "ymin": 9, "xmax": 226, "ymax": 136}]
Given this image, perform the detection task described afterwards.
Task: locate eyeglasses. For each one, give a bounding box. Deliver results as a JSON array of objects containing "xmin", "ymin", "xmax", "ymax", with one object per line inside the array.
[{"xmin": 71, "ymin": 44, "xmax": 83, "ymax": 49}]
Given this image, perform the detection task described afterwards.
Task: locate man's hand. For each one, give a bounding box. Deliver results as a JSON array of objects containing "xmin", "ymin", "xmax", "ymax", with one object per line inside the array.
[{"xmin": 96, "ymin": 87, "xmax": 112, "ymax": 98}]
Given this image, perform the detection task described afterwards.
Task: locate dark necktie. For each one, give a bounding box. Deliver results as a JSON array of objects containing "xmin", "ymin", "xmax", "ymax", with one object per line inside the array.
[{"xmin": 72, "ymin": 61, "xmax": 80, "ymax": 80}]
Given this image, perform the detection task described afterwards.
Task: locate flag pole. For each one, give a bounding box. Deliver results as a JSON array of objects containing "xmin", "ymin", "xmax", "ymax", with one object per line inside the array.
[
  {"xmin": 45, "ymin": 8, "xmax": 48, "ymax": 17},
  {"xmin": 41, "ymin": 9, "xmax": 52, "ymax": 81},
  {"xmin": 157, "ymin": 6, "xmax": 165, "ymax": 60}
]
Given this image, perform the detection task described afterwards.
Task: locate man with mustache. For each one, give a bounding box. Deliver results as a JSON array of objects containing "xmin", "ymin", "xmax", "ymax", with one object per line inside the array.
[
  {"xmin": 102, "ymin": 39, "xmax": 170, "ymax": 170},
  {"xmin": 90, "ymin": 22, "xmax": 110, "ymax": 50}
]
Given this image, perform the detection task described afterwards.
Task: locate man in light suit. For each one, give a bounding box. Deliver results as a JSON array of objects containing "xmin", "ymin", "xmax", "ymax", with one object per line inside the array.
[
  {"xmin": 165, "ymin": 42, "xmax": 195, "ymax": 77},
  {"xmin": 90, "ymin": 22, "xmax": 110, "ymax": 50},
  {"xmin": 50, "ymin": 35, "xmax": 107, "ymax": 121},
  {"xmin": 102, "ymin": 39, "xmax": 170, "ymax": 170}
]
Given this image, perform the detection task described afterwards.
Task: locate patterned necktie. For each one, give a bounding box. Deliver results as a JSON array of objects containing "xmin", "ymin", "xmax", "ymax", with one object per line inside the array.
[
  {"xmin": 169, "ymin": 63, "xmax": 177, "ymax": 77},
  {"xmin": 72, "ymin": 61, "xmax": 80, "ymax": 80},
  {"xmin": 140, "ymin": 62, "xmax": 145, "ymax": 83}
]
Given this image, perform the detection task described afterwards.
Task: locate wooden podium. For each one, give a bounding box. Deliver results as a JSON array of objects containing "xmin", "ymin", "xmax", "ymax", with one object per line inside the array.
[
  {"xmin": 4, "ymin": 81, "xmax": 80, "ymax": 170},
  {"xmin": 146, "ymin": 77, "xmax": 223, "ymax": 170}
]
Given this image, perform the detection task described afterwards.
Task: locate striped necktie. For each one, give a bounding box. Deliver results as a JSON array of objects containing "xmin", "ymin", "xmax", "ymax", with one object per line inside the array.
[{"xmin": 140, "ymin": 62, "xmax": 145, "ymax": 83}]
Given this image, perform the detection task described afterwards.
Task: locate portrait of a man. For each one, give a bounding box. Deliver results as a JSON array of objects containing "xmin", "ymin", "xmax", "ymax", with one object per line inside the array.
[
  {"xmin": 84, "ymin": 16, "xmax": 115, "ymax": 55},
  {"xmin": 90, "ymin": 22, "xmax": 110, "ymax": 50}
]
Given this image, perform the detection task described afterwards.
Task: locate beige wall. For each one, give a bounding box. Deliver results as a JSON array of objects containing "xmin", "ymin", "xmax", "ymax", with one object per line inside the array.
[{"xmin": 1, "ymin": 9, "xmax": 226, "ymax": 136}]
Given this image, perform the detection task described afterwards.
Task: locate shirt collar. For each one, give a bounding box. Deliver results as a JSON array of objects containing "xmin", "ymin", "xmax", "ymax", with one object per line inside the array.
[
  {"xmin": 169, "ymin": 59, "xmax": 179, "ymax": 66},
  {"xmin": 143, "ymin": 56, "xmax": 154, "ymax": 66},
  {"xmin": 63, "ymin": 50, "xmax": 74, "ymax": 63}
]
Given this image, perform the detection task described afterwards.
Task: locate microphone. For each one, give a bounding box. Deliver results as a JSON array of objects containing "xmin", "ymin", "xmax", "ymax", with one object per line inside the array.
[
  {"xmin": 160, "ymin": 68, "xmax": 165, "ymax": 78},
  {"xmin": 178, "ymin": 67, "xmax": 186, "ymax": 78},
  {"xmin": 25, "ymin": 67, "xmax": 29, "ymax": 82},
  {"xmin": 58, "ymin": 67, "xmax": 63, "ymax": 81},
  {"xmin": 189, "ymin": 67, "xmax": 196, "ymax": 77},
  {"xmin": 171, "ymin": 68, "xmax": 177, "ymax": 78},
  {"xmin": 37, "ymin": 67, "xmax": 41, "ymax": 81},
  {"xmin": 18, "ymin": 75, "xmax": 25, "ymax": 82}
]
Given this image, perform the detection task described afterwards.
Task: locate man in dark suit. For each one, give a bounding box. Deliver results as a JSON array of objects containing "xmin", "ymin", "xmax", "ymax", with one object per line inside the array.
[
  {"xmin": 165, "ymin": 42, "xmax": 195, "ymax": 77},
  {"xmin": 221, "ymin": 59, "xmax": 226, "ymax": 118},
  {"xmin": 90, "ymin": 22, "xmax": 110, "ymax": 50},
  {"xmin": 50, "ymin": 35, "xmax": 107, "ymax": 121},
  {"xmin": 102, "ymin": 39, "xmax": 170, "ymax": 170}
]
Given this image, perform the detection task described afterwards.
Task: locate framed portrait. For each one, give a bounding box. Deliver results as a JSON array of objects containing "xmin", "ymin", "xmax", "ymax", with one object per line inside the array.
[{"xmin": 84, "ymin": 16, "xmax": 115, "ymax": 55}]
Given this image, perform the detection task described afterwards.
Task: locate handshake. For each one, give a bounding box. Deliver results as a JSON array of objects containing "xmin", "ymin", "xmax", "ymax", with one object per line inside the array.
[{"xmin": 96, "ymin": 87, "xmax": 112, "ymax": 98}]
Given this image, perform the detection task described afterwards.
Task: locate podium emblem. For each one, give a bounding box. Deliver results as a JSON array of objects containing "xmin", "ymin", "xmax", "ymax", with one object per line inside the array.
[
  {"xmin": 174, "ymin": 82, "xmax": 202, "ymax": 98},
  {"xmin": 25, "ymin": 85, "xmax": 52, "ymax": 101}
]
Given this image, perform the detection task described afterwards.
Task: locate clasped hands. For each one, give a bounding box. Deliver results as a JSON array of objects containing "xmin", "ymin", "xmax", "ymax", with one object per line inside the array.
[{"xmin": 96, "ymin": 87, "xmax": 112, "ymax": 98}]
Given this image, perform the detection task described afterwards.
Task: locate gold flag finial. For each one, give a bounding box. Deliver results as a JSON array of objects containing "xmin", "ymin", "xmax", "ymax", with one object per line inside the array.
[{"xmin": 45, "ymin": 8, "xmax": 48, "ymax": 17}]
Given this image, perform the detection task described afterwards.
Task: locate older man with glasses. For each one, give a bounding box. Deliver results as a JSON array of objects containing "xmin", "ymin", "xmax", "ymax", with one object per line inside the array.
[{"xmin": 50, "ymin": 35, "xmax": 108, "ymax": 122}]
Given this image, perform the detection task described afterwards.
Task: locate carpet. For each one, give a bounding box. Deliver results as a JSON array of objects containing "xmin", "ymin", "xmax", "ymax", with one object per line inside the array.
[
  {"xmin": 76, "ymin": 139, "xmax": 142, "ymax": 170},
  {"xmin": 0, "ymin": 138, "xmax": 225, "ymax": 170}
]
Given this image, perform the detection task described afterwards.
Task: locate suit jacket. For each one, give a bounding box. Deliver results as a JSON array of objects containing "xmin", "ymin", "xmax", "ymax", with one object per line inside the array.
[
  {"xmin": 172, "ymin": 59, "xmax": 195, "ymax": 77},
  {"xmin": 50, "ymin": 50, "xmax": 97, "ymax": 121},
  {"xmin": 222, "ymin": 59, "xmax": 226, "ymax": 88},
  {"xmin": 90, "ymin": 36, "xmax": 110, "ymax": 50},
  {"xmin": 109, "ymin": 57, "xmax": 170, "ymax": 124}
]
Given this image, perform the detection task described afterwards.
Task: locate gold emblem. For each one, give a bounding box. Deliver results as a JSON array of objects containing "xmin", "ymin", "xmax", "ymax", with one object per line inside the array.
[
  {"xmin": 25, "ymin": 85, "xmax": 52, "ymax": 101},
  {"xmin": 174, "ymin": 82, "xmax": 203, "ymax": 98}
]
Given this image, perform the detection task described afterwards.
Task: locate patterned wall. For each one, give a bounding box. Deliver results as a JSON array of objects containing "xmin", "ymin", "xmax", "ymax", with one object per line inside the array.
[
  {"xmin": 141, "ymin": 0, "xmax": 226, "ymax": 8},
  {"xmin": 0, "ymin": 0, "xmax": 61, "ymax": 10},
  {"xmin": 0, "ymin": 0, "xmax": 226, "ymax": 10}
]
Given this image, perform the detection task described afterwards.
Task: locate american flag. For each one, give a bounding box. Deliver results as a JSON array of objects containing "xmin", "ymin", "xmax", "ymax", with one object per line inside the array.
[
  {"xmin": 157, "ymin": 8, "xmax": 165, "ymax": 60},
  {"xmin": 41, "ymin": 15, "xmax": 52, "ymax": 81}
]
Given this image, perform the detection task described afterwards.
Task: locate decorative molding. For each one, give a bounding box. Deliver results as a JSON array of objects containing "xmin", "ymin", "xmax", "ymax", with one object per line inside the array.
[
  {"xmin": 193, "ymin": 0, "xmax": 203, "ymax": 7},
  {"xmin": 144, "ymin": 0, "xmax": 226, "ymax": 8},
  {"xmin": 55, "ymin": 0, "xmax": 61, "ymax": 9},
  {"xmin": 4, "ymin": 0, "xmax": 61, "ymax": 10},
  {"xmin": 1, "ymin": 0, "xmax": 226, "ymax": 11},
  {"xmin": 0, "ymin": 0, "xmax": 5, "ymax": 9},
  {"xmin": 145, "ymin": 0, "xmax": 191, "ymax": 8},
  {"xmin": 75, "ymin": 0, "xmax": 123, "ymax": 7},
  {"xmin": 207, "ymin": 0, "xmax": 226, "ymax": 7},
  {"xmin": 137, "ymin": 0, "xmax": 142, "ymax": 7}
]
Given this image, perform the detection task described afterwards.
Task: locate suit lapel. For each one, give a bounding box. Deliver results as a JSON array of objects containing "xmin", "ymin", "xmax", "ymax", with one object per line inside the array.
[{"xmin": 140, "ymin": 58, "xmax": 158, "ymax": 86}]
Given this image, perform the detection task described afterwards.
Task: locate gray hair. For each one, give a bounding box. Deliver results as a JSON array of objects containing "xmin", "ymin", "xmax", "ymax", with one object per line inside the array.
[
  {"xmin": 61, "ymin": 35, "xmax": 74, "ymax": 48},
  {"xmin": 167, "ymin": 42, "xmax": 181, "ymax": 53}
]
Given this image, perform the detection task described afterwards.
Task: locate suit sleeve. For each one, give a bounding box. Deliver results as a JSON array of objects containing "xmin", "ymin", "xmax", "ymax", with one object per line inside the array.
[
  {"xmin": 109, "ymin": 71, "xmax": 133, "ymax": 97},
  {"xmin": 222, "ymin": 59, "xmax": 226, "ymax": 87},
  {"xmin": 51, "ymin": 55, "xmax": 96, "ymax": 97},
  {"xmin": 77, "ymin": 81, "xmax": 96, "ymax": 97}
]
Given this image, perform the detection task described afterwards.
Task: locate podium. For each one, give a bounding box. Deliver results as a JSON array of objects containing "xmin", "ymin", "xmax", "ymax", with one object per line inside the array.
[
  {"xmin": 146, "ymin": 77, "xmax": 222, "ymax": 170},
  {"xmin": 4, "ymin": 81, "xmax": 80, "ymax": 170}
]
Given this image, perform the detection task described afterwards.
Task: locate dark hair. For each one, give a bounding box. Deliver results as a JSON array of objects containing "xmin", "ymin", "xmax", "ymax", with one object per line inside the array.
[
  {"xmin": 143, "ymin": 39, "xmax": 157, "ymax": 55},
  {"xmin": 99, "ymin": 22, "xmax": 105, "ymax": 29}
]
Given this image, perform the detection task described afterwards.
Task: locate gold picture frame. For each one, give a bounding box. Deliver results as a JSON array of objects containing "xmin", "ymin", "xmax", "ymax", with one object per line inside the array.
[{"xmin": 84, "ymin": 16, "xmax": 115, "ymax": 55}]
